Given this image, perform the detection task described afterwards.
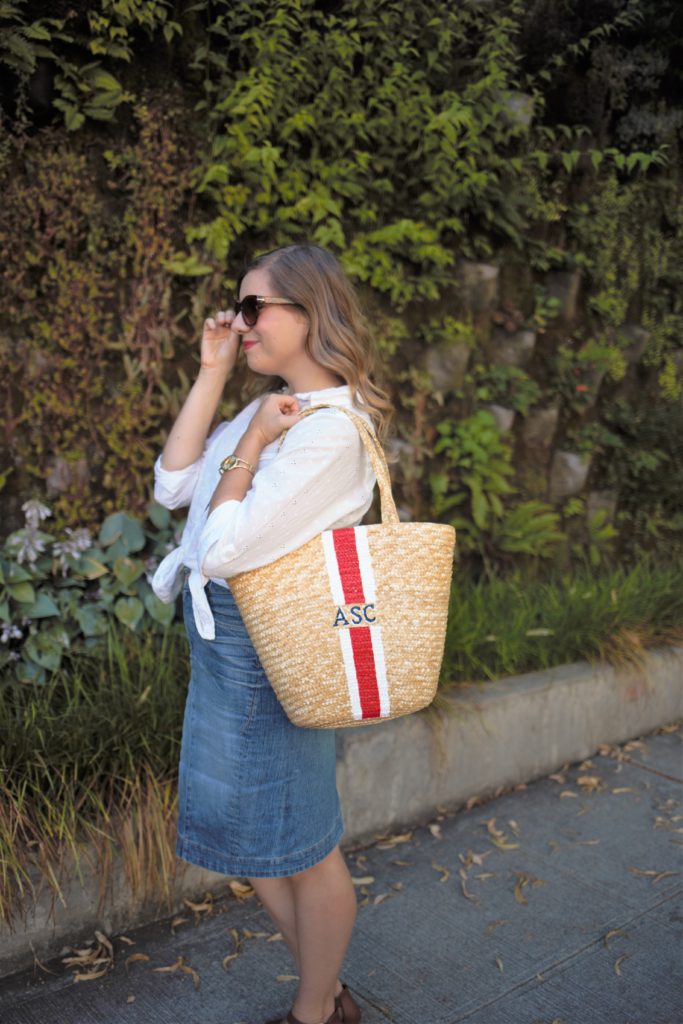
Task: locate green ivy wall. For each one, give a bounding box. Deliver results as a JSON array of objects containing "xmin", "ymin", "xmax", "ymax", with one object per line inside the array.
[{"xmin": 1, "ymin": 0, "xmax": 681, "ymax": 573}]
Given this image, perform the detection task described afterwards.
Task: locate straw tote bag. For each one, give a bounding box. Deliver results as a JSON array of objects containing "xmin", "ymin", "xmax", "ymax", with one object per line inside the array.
[{"xmin": 227, "ymin": 405, "xmax": 456, "ymax": 729}]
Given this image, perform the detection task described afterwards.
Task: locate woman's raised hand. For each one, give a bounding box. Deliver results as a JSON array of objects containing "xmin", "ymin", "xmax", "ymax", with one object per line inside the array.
[
  {"xmin": 200, "ymin": 310, "xmax": 240, "ymax": 376},
  {"xmin": 247, "ymin": 393, "xmax": 303, "ymax": 447}
]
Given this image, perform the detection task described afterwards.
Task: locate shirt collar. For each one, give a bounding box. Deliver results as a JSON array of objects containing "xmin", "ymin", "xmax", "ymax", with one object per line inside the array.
[{"xmin": 285, "ymin": 384, "xmax": 355, "ymax": 407}]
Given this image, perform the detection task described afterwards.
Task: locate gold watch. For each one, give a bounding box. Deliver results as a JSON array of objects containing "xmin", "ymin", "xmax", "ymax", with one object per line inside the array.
[{"xmin": 218, "ymin": 454, "xmax": 255, "ymax": 476}]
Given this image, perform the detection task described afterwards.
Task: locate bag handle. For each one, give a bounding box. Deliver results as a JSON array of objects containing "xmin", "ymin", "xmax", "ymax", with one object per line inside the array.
[{"xmin": 279, "ymin": 403, "xmax": 400, "ymax": 525}]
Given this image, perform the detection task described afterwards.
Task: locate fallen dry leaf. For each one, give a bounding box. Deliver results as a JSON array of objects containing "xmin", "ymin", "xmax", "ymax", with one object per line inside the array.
[
  {"xmin": 512, "ymin": 870, "xmax": 546, "ymax": 905},
  {"xmin": 603, "ymin": 928, "xmax": 626, "ymax": 948},
  {"xmin": 432, "ymin": 863, "xmax": 450, "ymax": 882},
  {"xmin": 491, "ymin": 836, "xmax": 520, "ymax": 851},
  {"xmin": 228, "ymin": 880, "xmax": 254, "ymax": 901},
  {"xmin": 267, "ymin": 932, "xmax": 283, "ymax": 942},
  {"xmin": 222, "ymin": 929, "xmax": 242, "ymax": 971},
  {"xmin": 277, "ymin": 975, "xmax": 300, "ymax": 982},
  {"xmin": 73, "ymin": 968, "xmax": 109, "ymax": 983},
  {"xmin": 125, "ymin": 953, "xmax": 150, "ymax": 971},
  {"xmin": 560, "ymin": 790, "xmax": 579, "ymax": 798},
  {"xmin": 127, "ymin": 996, "xmax": 135, "ymax": 1004},
  {"xmin": 576, "ymin": 775, "xmax": 603, "ymax": 794},
  {"xmin": 373, "ymin": 893, "xmax": 391, "ymax": 905},
  {"xmin": 474, "ymin": 872, "xmax": 496, "ymax": 881},
  {"xmin": 391, "ymin": 882, "xmax": 404, "ymax": 891},
  {"xmin": 653, "ymin": 870, "xmax": 679, "ymax": 884},
  {"xmin": 95, "ymin": 932, "xmax": 114, "ymax": 960},
  {"xmin": 179, "ymin": 963, "xmax": 201, "ymax": 990},
  {"xmin": 459, "ymin": 849, "xmax": 491, "ymax": 868},
  {"xmin": 485, "ymin": 818, "xmax": 505, "ymax": 839},
  {"xmin": 428, "ymin": 823, "xmax": 442, "ymax": 839},
  {"xmin": 170, "ymin": 916, "xmax": 190, "ymax": 933},
  {"xmin": 465, "ymin": 794, "xmax": 482, "ymax": 810},
  {"xmin": 184, "ymin": 895, "xmax": 213, "ymax": 925},
  {"xmin": 118, "ymin": 936, "xmax": 135, "ymax": 946},
  {"xmin": 507, "ymin": 819, "xmax": 520, "ymax": 835},
  {"xmin": 375, "ymin": 831, "xmax": 413, "ymax": 849},
  {"xmin": 484, "ymin": 919, "xmax": 511, "ymax": 936},
  {"xmin": 495, "ymin": 956, "xmax": 504, "ymax": 973},
  {"xmin": 575, "ymin": 839, "xmax": 601, "ymax": 846},
  {"xmin": 548, "ymin": 773, "xmax": 566, "ymax": 783},
  {"xmin": 351, "ymin": 876, "xmax": 375, "ymax": 886},
  {"xmin": 460, "ymin": 878, "xmax": 479, "ymax": 903},
  {"xmin": 627, "ymin": 865, "xmax": 678, "ymax": 881},
  {"xmin": 614, "ymin": 954, "xmax": 629, "ymax": 976},
  {"xmin": 153, "ymin": 957, "xmax": 184, "ymax": 974},
  {"xmin": 611, "ymin": 788, "xmax": 637, "ymax": 795}
]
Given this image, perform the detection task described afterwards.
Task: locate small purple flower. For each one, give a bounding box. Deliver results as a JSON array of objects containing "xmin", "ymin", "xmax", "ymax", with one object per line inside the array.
[
  {"xmin": 22, "ymin": 500, "xmax": 52, "ymax": 531},
  {"xmin": 53, "ymin": 527, "xmax": 93, "ymax": 574},
  {"xmin": 14, "ymin": 531, "xmax": 47, "ymax": 565},
  {"xmin": 1, "ymin": 625, "xmax": 23, "ymax": 643}
]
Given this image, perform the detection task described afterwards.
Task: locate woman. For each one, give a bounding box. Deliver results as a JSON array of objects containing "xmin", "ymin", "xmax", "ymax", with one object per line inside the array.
[{"xmin": 151, "ymin": 243, "xmax": 392, "ymax": 1024}]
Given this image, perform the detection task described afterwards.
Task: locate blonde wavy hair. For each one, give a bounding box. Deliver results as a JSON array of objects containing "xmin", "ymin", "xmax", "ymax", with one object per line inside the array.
[{"xmin": 237, "ymin": 244, "xmax": 393, "ymax": 444}]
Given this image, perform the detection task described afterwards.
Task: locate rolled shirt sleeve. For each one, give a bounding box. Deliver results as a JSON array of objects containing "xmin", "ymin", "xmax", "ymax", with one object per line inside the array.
[
  {"xmin": 153, "ymin": 454, "xmax": 204, "ymax": 510},
  {"xmin": 153, "ymin": 421, "xmax": 231, "ymax": 510},
  {"xmin": 198, "ymin": 410, "xmax": 374, "ymax": 579}
]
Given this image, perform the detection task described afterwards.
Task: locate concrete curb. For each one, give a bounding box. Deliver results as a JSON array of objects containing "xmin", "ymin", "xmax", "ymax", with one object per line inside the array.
[{"xmin": 2, "ymin": 646, "xmax": 681, "ymax": 977}]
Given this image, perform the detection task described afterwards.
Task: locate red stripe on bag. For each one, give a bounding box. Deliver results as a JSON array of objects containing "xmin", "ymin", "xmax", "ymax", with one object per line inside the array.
[
  {"xmin": 332, "ymin": 528, "xmax": 364, "ymax": 604},
  {"xmin": 333, "ymin": 528, "xmax": 381, "ymax": 718},
  {"xmin": 349, "ymin": 626, "xmax": 381, "ymax": 719}
]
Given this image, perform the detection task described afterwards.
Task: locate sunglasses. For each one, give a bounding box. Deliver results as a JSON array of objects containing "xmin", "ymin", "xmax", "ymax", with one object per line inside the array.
[{"xmin": 233, "ymin": 295, "xmax": 298, "ymax": 328}]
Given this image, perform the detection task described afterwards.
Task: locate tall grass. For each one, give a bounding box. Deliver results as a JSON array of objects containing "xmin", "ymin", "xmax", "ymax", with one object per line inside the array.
[
  {"xmin": 0, "ymin": 626, "xmax": 188, "ymax": 928},
  {"xmin": 1, "ymin": 557, "xmax": 682, "ymax": 925},
  {"xmin": 443, "ymin": 555, "xmax": 683, "ymax": 683}
]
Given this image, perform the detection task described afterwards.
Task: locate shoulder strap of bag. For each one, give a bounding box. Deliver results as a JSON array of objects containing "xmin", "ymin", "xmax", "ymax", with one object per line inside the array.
[{"xmin": 279, "ymin": 403, "xmax": 400, "ymax": 525}]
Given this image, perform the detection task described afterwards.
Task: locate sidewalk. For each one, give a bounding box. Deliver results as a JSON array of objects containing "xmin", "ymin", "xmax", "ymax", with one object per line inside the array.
[{"xmin": 1, "ymin": 723, "xmax": 681, "ymax": 1024}]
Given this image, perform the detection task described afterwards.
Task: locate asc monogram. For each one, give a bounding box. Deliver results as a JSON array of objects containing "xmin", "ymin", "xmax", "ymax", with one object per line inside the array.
[{"xmin": 332, "ymin": 603, "xmax": 376, "ymax": 628}]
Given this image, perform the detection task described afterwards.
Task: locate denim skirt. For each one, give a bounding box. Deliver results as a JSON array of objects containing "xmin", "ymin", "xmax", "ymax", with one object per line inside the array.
[{"xmin": 176, "ymin": 581, "xmax": 344, "ymax": 877}]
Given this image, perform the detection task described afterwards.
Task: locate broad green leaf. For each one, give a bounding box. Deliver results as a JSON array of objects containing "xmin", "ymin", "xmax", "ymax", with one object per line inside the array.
[
  {"xmin": 113, "ymin": 556, "xmax": 144, "ymax": 588},
  {"xmin": 148, "ymin": 502, "xmax": 171, "ymax": 530},
  {"xmin": 75, "ymin": 605, "xmax": 109, "ymax": 637},
  {"xmin": 99, "ymin": 512, "xmax": 145, "ymax": 554},
  {"xmin": 8, "ymin": 581, "xmax": 35, "ymax": 604},
  {"xmin": 114, "ymin": 596, "xmax": 144, "ymax": 630},
  {"xmin": 6, "ymin": 562, "xmax": 33, "ymax": 583},
  {"xmin": 23, "ymin": 592, "xmax": 60, "ymax": 619},
  {"xmin": 74, "ymin": 554, "xmax": 109, "ymax": 579},
  {"xmin": 144, "ymin": 591, "xmax": 175, "ymax": 626},
  {"xmin": 24, "ymin": 634, "xmax": 63, "ymax": 671},
  {"xmin": 15, "ymin": 659, "xmax": 47, "ymax": 685}
]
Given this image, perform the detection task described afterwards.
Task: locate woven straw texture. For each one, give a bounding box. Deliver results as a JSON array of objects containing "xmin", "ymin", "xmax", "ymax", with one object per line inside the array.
[{"xmin": 228, "ymin": 406, "xmax": 456, "ymax": 729}]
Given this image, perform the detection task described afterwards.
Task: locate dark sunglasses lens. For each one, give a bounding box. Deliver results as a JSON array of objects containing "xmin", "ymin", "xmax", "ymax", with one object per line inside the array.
[{"xmin": 236, "ymin": 296, "xmax": 259, "ymax": 326}]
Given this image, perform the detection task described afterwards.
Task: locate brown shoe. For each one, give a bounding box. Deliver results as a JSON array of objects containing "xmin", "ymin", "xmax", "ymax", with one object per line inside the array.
[
  {"xmin": 284, "ymin": 1008, "xmax": 343, "ymax": 1024},
  {"xmin": 335, "ymin": 984, "xmax": 361, "ymax": 1023}
]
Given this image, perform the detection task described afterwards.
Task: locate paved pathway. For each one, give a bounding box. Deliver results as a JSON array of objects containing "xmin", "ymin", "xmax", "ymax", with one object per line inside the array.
[{"xmin": 1, "ymin": 723, "xmax": 681, "ymax": 1024}]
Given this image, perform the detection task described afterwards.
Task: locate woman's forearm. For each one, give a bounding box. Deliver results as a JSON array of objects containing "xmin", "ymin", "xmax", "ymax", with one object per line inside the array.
[
  {"xmin": 161, "ymin": 368, "xmax": 229, "ymax": 471},
  {"xmin": 207, "ymin": 425, "xmax": 266, "ymax": 513}
]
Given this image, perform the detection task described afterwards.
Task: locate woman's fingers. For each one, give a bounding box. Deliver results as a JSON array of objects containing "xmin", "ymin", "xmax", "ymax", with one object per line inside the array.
[{"xmin": 205, "ymin": 310, "xmax": 235, "ymax": 332}]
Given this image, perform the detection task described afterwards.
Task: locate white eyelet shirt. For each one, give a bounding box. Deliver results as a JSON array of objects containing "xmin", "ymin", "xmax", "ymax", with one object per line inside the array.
[{"xmin": 151, "ymin": 384, "xmax": 377, "ymax": 640}]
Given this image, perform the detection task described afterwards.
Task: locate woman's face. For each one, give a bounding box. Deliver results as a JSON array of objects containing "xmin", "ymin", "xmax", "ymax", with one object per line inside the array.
[{"xmin": 232, "ymin": 268, "xmax": 310, "ymax": 381}]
